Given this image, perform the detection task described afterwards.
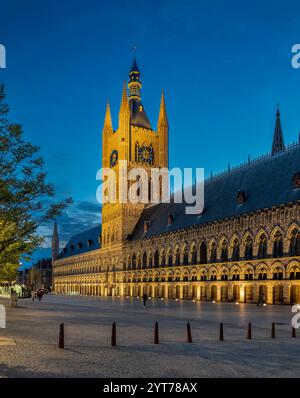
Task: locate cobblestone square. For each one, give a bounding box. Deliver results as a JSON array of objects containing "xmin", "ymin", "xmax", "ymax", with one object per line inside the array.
[{"xmin": 0, "ymin": 295, "xmax": 300, "ymax": 378}]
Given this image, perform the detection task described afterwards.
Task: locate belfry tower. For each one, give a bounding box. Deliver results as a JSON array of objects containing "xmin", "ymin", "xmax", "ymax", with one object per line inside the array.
[{"xmin": 101, "ymin": 56, "xmax": 169, "ymax": 248}]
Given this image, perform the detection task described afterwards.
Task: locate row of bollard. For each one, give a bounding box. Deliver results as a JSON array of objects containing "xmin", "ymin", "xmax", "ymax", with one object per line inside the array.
[{"xmin": 58, "ymin": 321, "xmax": 297, "ymax": 349}]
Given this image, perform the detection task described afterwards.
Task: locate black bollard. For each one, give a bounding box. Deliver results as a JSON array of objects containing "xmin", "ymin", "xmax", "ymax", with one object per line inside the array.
[
  {"xmin": 187, "ymin": 322, "xmax": 192, "ymax": 343},
  {"xmin": 111, "ymin": 322, "xmax": 116, "ymax": 346},
  {"xmin": 219, "ymin": 322, "xmax": 224, "ymax": 341},
  {"xmin": 154, "ymin": 321, "xmax": 159, "ymax": 344},
  {"xmin": 247, "ymin": 322, "xmax": 252, "ymax": 340},
  {"xmin": 271, "ymin": 322, "xmax": 275, "ymax": 339},
  {"xmin": 292, "ymin": 326, "xmax": 296, "ymax": 338},
  {"xmin": 59, "ymin": 323, "xmax": 64, "ymax": 349}
]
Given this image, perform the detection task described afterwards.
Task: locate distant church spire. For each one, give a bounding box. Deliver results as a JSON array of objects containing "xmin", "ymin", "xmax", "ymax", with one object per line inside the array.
[
  {"xmin": 52, "ymin": 220, "xmax": 59, "ymax": 261},
  {"xmin": 272, "ymin": 106, "xmax": 285, "ymax": 155}
]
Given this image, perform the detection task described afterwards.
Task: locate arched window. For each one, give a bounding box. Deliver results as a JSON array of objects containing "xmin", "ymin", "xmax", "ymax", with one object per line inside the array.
[
  {"xmin": 290, "ymin": 229, "xmax": 300, "ymax": 256},
  {"xmin": 131, "ymin": 254, "xmax": 136, "ymax": 270},
  {"xmin": 161, "ymin": 250, "xmax": 166, "ymax": 267},
  {"xmin": 183, "ymin": 247, "xmax": 188, "ymax": 265},
  {"xmin": 221, "ymin": 241, "xmax": 228, "ymax": 262},
  {"xmin": 135, "ymin": 142, "xmax": 139, "ymax": 162},
  {"xmin": 175, "ymin": 248, "xmax": 180, "ymax": 266},
  {"xmin": 244, "ymin": 236, "xmax": 253, "ymax": 260},
  {"xmin": 154, "ymin": 250, "xmax": 159, "ymax": 268},
  {"xmin": 168, "ymin": 250, "xmax": 173, "ymax": 267},
  {"xmin": 142, "ymin": 252, "xmax": 147, "ymax": 269},
  {"xmin": 232, "ymin": 239, "xmax": 240, "ymax": 261},
  {"xmin": 258, "ymin": 234, "xmax": 267, "ymax": 259},
  {"xmin": 210, "ymin": 242, "xmax": 217, "ymax": 263},
  {"xmin": 148, "ymin": 253, "xmax": 153, "ymax": 268},
  {"xmin": 191, "ymin": 246, "xmax": 197, "ymax": 264},
  {"xmin": 137, "ymin": 255, "xmax": 141, "ymax": 269},
  {"xmin": 273, "ymin": 231, "xmax": 283, "ymax": 258},
  {"xmin": 273, "ymin": 268, "xmax": 283, "ymax": 280},
  {"xmin": 200, "ymin": 241, "xmax": 207, "ymax": 264}
]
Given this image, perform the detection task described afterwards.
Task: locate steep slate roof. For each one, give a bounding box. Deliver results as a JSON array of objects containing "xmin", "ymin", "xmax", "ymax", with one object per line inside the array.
[
  {"xmin": 129, "ymin": 144, "xmax": 300, "ymax": 241},
  {"xmin": 60, "ymin": 225, "xmax": 101, "ymax": 258},
  {"xmin": 130, "ymin": 99, "xmax": 151, "ymax": 129}
]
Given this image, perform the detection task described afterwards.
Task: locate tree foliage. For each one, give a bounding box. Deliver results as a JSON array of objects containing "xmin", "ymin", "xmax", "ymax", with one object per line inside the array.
[{"xmin": 0, "ymin": 84, "xmax": 72, "ymax": 279}]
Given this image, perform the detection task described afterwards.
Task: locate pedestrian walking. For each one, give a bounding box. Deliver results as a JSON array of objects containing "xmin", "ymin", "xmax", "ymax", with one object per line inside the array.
[
  {"xmin": 143, "ymin": 293, "xmax": 148, "ymax": 307},
  {"xmin": 31, "ymin": 290, "xmax": 36, "ymax": 302},
  {"xmin": 37, "ymin": 289, "xmax": 44, "ymax": 302}
]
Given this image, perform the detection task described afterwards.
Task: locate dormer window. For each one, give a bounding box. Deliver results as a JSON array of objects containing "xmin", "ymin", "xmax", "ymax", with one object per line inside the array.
[
  {"xmin": 70, "ymin": 245, "xmax": 75, "ymax": 252},
  {"xmin": 237, "ymin": 190, "xmax": 247, "ymax": 204},
  {"xmin": 293, "ymin": 172, "xmax": 300, "ymax": 189},
  {"xmin": 144, "ymin": 221, "xmax": 150, "ymax": 232},
  {"xmin": 167, "ymin": 214, "xmax": 174, "ymax": 225},
  {"xmin": 78, "ymin": 242, "xmax": 83, "ymax": 249},
  {"xmin": 88, "ymin": 239, "xmax": 94, "ymax": 247}
]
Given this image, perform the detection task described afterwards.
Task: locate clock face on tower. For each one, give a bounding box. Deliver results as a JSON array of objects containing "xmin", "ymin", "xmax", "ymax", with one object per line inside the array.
[
  {"xmin": 138, "ymin": 144, "xmax": 154, "ymax": 165},
  {"xmin": 110, "ymin": 150, "xmax": 118, "ymax": 167}
]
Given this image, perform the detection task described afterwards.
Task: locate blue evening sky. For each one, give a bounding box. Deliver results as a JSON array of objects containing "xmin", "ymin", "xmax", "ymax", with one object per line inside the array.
[{"xmin": 1, "ymin": 0, "xmax": 300, "ymax": 265}]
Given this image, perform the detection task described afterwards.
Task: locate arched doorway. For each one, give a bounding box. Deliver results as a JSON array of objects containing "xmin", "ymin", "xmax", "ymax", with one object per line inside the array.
[
  {"xmin": 183, "ymin": 285, "xmax": 189, "ymax": 299},
  {"xmin": 291, "ymin": 285, "xmax": 300, "ymax": 304},
  {"xmin": 176, "ymin": 285, "xmax": 181, "ymax": 299},
  {"xmin": 211, "ymin": 285, "xmax": 217, "ymax": 300},
  {"xmin": 155, "ymin": 286, "xmax": 159, "ymax": 298},
  {"xmin": 221, "ymin": 286, "xmax": 228, "ymax": 301},
  {"xmin": 273, "ymin": 285, "xmax": 284, "ymax": 304},
  {"xmin": 259, "ymin": 285, "xmax": 267, "ymax": 303},
  {"xmin": 233, "ymin": 285, "xmax": 240, "ymax": 301},
  {"xmin": 192, "ymin": 286, "xmax": 197, "ymax": 299},
  {"xmin": 245, "ymin": 285, "xmax": 254, "ymax": 302}
]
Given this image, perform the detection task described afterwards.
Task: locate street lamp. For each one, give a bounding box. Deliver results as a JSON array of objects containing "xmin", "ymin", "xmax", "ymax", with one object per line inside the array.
[{"xmin": 19, "ymin": 262, "xmax": 23, "ymax": 285}]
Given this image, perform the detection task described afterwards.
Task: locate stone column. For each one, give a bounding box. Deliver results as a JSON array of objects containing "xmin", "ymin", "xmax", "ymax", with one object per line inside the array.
[
  {"xmin": 179, "ymin": 285, "xmax": 183, "ymax": 299},
  {"xmin": 228, "ymin": 284, "xmax": 233, "ymax": 302},
  {"xmin": 266, "ymin": 284, "xmax": 273, "ymax": 304},
  {"xmin": 197, "ymin": 285, "xmax": 201, "ymax": 300},
  {"xmin": 283, "ymin": 283, "xmax": 290, "ymax": 304},
  {"xmin": 216, "ymin": 285, "xmax": 222, "ymax": 302}
]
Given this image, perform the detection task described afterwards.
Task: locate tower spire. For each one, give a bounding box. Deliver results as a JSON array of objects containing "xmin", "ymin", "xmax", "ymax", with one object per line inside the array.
[
  {"xmin": 157, "ymin": 89, "xmax": 168, "ymax": 128},
  {"xmin": 51, "ymin": 220, "xmax": 59, "ymax": 261},
  {"xmin": 119, "ymin": 81, "xmax": 130, "ymax": 115},
  {"xmin": 157, "ymin": 89, "xmax": 169, "ymax": 168},
  {"xmin": 272, "ymin": 106, "xmax": 285, "ymax": 155},
  {"xmin": 103, "ymin": 101, "xmax": 113, "ymax": 129},
  {"xmin": 128, "ymin": 50, "xmax": 142, "ymax": 101}
]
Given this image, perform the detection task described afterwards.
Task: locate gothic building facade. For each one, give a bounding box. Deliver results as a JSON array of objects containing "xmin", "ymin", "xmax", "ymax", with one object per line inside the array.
[{"xmin": 52, "ymin": 58, "xmax": 300, "ymax": 305}]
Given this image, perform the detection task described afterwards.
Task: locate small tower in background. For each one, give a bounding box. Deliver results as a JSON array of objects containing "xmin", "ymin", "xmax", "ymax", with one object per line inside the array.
[
  {"xmin": 272, "ymin": 107, "xmax": 285, "ymax": 155},
  {"xmin": 52, "ymin": 220, "xmax": 59, "ymax": 261}
]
